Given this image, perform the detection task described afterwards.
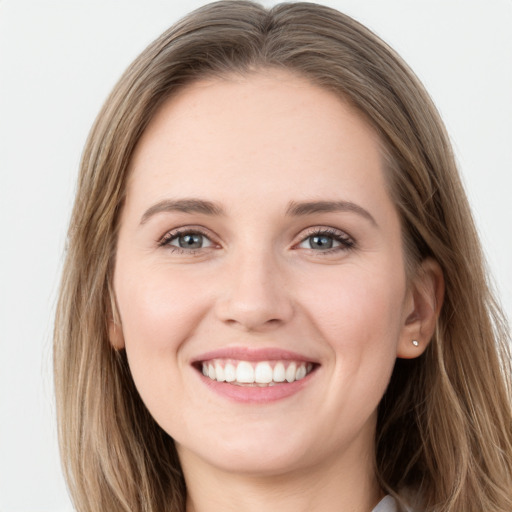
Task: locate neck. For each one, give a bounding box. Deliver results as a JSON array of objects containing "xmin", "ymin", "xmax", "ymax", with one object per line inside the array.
[{"xmin": 180, "ymin": 440, "xmax": 383, "ymax": 512}]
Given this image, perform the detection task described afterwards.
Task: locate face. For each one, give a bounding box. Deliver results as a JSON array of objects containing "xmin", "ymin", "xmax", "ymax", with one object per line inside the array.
[{"xmin": 111, "ymin": 70, "xmax": 420, "ymax": 478}]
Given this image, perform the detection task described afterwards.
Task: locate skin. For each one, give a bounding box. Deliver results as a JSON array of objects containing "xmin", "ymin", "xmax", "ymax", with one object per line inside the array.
[{"xmin": 110, "ymin": 69, "xmax": 443, "ymax": 512}]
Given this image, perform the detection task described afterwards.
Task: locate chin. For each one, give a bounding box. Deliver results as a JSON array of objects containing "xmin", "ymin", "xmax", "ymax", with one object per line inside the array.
[{"xmin": 176, "ymin": 428, "xmax": 318, "ymax": 477}]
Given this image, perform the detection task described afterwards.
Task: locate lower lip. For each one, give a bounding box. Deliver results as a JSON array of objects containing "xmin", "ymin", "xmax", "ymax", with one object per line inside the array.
[{"xmin": 198, "ymin": 371, "xmax": 316, "ymax": 403}]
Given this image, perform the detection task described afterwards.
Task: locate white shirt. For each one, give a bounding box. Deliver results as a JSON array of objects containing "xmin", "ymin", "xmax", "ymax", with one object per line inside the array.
[{"xmin": 372, "ymin": 495, "xmax": 397, "ymax": 512}]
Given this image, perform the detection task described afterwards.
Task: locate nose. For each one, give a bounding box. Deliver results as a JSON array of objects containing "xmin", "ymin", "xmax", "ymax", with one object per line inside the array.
[{"xmin": 214, "ymin": 249, "xmax": 294, "ymax": 332}]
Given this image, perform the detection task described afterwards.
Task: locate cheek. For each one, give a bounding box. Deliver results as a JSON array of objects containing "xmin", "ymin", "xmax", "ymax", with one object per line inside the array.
[
  {"xmin": 299, "ymin": 262, "xmax": 406, "ymax": 364},
  {"xmin": 113, "ymin": 263, "xmax": 211, "ymax": 404},
  {"xmin": 114, "ymin": 262, "xmax": 219, "ymax": 434},
  {"xmin": 116, "ymin": 263, "xmax": 206, "ymax": 349}
]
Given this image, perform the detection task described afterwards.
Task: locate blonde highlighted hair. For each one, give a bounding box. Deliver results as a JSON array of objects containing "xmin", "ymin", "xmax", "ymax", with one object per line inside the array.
[{"xmin": 54, "ymin": 2, "xmax": 512, "ymax": 511}]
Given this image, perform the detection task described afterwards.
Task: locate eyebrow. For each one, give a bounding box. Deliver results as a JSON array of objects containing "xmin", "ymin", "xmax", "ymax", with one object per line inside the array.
[
  {"xmin": 139, "ymin": 198, "xmax": 377, "ymax": 227},
  {"xmin": 140, "ymin": 198, "xmax": 225, "ymax": 225},
  {"xmin": 286, "ymin": 200, "xmax": 377, "ymax": 226}
]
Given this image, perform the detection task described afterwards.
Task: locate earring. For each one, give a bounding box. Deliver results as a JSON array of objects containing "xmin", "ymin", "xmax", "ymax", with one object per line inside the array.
[{"xmin": 412, "ymin": 340, "xmax": 420, "ymax": 347}]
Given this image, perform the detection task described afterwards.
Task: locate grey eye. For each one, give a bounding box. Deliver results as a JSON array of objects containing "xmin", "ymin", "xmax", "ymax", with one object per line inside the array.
[
  {"xmin": 308, "ymin": 235, "xmax": 335, "ymax": 250},
  {"xmin": 169, "ymin": 232, "xmax": 212, "ymax": 249},
  {"xmin": 297, "ymin": 230, "xmax": 353, "ymax": 252}
]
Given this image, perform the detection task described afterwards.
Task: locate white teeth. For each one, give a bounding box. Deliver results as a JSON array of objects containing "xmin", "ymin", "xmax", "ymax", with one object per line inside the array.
[
  {"xmin": 224, "ymin": 363, "xmax": 236, "ymax": 382},
  {"xmin": 215, "ymin": 363, "xmax": 225, "ymax": 382},
  {"xmin": 285, "ymin": 362, "xmax": 297, "ymax": 383},
  {"xmin": 295, "ymin": 365, "xmax": 307, "ymax": 380},
  {"xmin": 201, "ymin": 359, "xmax": 313, "ymax": 385},
  {"xmin": 236, "ymin": 361, "xmax": 254, "ymax": 383},
  {"xmin": 273, "ymin": 362, "xmax": 286, "ymax": 382},
  {"xmin": 254, "ymin": 362, "xmax": 273, "ymax": 384}
]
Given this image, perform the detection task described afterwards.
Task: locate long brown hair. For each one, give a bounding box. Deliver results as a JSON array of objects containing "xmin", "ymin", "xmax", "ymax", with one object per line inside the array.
[{"xmin": 54, "ymin": 2, "xmax": 512, "ymax": 511}]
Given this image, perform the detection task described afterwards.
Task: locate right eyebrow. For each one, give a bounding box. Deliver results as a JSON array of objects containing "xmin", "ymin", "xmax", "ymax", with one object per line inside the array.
[
  {"xmin": 139, "ymin": 198, "xmax": 225, "ymax": 225},
  {"xmin": 285, "ymin": 199, "xmax": 377, "ymax": 227}
]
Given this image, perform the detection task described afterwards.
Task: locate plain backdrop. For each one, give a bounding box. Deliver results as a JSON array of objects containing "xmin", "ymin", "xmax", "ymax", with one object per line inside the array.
[{"xmin": 0, "ymin": 1, "xmax": 511, "ymax": 510}]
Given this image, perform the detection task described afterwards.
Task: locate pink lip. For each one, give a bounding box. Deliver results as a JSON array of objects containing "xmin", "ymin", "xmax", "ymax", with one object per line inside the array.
[
  {"xmin": 191, "ymin": 346, "xmax": 319, "ymax": 404},
  {"xmin": 199, "ymin": 374, "xmax": 316, "ymax": 403},
  {"xmin": 192, "ymin": 347, "xmax": 317, "ymax": 364}
]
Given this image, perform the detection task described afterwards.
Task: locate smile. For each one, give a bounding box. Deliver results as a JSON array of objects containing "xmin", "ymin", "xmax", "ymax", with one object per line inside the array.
[{"xmin": 200, "ymin": 359, "xmax": 315, "ymax": 386}]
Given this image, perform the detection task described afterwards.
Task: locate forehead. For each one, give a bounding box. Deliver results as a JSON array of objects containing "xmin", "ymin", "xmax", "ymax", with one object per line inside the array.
[{"xmin": 125, "ymin": 69, "xmax": 390, "ymax": 215}]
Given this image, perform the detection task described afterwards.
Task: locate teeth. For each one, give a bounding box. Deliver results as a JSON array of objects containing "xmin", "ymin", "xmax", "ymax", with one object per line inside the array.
[
  {"xmin": 296, "ymin": 365, "xmax": 307, "ymax": 380},
  {"xmin": 236, "ymin": 361, "xmax": 254, "ymax": 383},
  {"xmin": 254, "ymin": 362, "xmax": 273, "ymax": 384},
  {"xmin": 285, "ymin": 362, "xmax": 296, "ymax": 383},
  {"xmin": 201, "ymin": 359, "xmax": 313, "ymax": 385},
  {"xmin": 224, "ymin": 363, "xmax": 236, "ymax": 382},
  {"xmin": 215, "ymin": 363, "xmax": 225, "ymax": 382},
  {"xmin": 273, "ymin": 362, "xmax": 286, "ymax": 382}
]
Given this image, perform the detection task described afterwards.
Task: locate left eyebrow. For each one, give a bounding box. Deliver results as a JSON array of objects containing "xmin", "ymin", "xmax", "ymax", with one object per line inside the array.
[{"xmin": 286, "ymin": 200, "xmax": 377, "ymax": 227}]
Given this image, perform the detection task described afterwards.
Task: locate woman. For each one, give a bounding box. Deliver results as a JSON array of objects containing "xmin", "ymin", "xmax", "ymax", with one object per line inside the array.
[{"xmin": 53, "ymin": 1, "xmax": 512, "ymax": 511}]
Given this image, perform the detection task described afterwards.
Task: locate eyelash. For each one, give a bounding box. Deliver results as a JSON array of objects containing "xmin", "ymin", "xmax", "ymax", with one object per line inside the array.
[
  {"xmin": 297, "ymin": 227, "xmax": 355, "ymax": 255},
  {"xmin": 158, "ymin": 227, "xmax": 215, "ymax": 255},
  {"xmin": 157, "ymin": 227, "xmax": 355, "ymax": 255}
]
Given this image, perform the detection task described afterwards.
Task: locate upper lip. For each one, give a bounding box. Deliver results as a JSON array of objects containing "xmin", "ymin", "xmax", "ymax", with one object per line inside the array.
[{"xmin": 192, "ymin": 347, "xmax": 319, "ymax": 364}]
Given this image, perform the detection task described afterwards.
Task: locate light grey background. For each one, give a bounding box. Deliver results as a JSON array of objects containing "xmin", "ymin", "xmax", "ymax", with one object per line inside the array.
[{"xmin": 0, "ymin": 1, "xmax": 510, "ymax": 510}]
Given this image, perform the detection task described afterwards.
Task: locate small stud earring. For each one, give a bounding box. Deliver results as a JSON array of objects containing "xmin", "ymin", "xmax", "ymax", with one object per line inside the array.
[{"xmin": 412, "ymin": 340, "xmax": 420, "ymax": 347}]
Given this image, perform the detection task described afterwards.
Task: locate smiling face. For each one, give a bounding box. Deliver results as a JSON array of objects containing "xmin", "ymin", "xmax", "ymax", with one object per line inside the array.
[{"xmin": 111, "ymin": 70, "xmax": 426, "ymax": 480}]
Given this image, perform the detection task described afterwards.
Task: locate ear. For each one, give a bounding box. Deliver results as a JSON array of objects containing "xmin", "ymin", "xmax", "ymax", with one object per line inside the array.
[
  {"xmin": 108, "ymin": 319, "xmax": 125, "ymax": 350},
  {"xmin": 397, "ymin": 258, "xmax": 444, "ymax": 359}
]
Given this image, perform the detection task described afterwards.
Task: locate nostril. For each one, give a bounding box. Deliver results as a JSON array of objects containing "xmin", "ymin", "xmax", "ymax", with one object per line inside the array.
[
  {"xmin": 214, "ymin": 272, "xmax": 294, "ymax": 330},
  {"xmin": 222, "ymin": 316, "xmax": 284, "ymax": 332}
]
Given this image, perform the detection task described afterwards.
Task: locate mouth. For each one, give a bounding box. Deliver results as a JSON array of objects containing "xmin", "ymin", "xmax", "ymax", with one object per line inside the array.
[
  {"xmin": 191, "ymin": 348, "xmax": 320, "ymax": 402},
  {"xmin": 196, "ymin": 359, "xmax": 316, "ymax": 386}
]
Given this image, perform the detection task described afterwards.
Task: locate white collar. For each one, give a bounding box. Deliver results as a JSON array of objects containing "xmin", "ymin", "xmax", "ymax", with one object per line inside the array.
[{"xmin": 372, "ymin": 495, "xmax": 398, "ymax": 512}]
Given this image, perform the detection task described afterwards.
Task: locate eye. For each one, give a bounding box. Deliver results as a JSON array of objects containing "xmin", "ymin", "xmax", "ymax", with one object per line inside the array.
[
  {"xmin": 159, "ymin": 229, "xmax": 214, "ymax": 251},
  {"xmin": 297, "ymin": 229, "xmax": 354, "ymax": 252}
]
